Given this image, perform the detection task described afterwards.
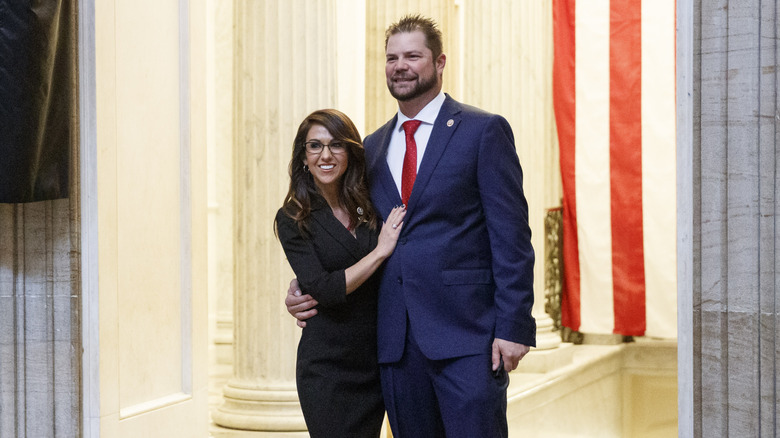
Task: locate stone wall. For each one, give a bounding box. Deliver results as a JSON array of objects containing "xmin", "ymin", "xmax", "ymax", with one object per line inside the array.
[{"xmin": 680, "ymin": 0, "xmax": 779, "ymax": 436}]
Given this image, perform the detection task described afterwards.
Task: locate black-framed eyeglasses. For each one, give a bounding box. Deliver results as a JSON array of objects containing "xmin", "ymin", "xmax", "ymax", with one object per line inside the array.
[{"xmin": 304, "ymin": 141, "xmax": 347, "ymax": 155}]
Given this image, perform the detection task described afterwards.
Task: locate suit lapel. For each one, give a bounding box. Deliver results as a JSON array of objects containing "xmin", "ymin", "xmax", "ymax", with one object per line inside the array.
[
  {"xmin": 310, "ymin": 203, "xmax": 364, "ymax": 261},
  {"xmin": 369, "ymin": 116, "xmax": 404, "ymax": 210},
  {"xmin": 406, "ymin": 96, "xmax": 462, "ymax": 211}
]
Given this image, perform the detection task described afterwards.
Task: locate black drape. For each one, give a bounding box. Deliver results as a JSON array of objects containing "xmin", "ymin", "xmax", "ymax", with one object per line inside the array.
[{"xmin": 0, "ymin": 0, "xmax": 76, "ymax": 203}]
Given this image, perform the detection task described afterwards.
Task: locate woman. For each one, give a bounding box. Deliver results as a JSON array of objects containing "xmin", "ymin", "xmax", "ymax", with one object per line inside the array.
[{"xmin": 275, "ymin": 109, "xmax": 405, "ymax": 437}]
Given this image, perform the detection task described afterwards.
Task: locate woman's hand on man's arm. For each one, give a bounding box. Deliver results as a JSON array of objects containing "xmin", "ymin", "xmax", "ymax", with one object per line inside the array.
[{"xmin": 286, "ymin": 278, "xmax": 318, "ymax": 328}]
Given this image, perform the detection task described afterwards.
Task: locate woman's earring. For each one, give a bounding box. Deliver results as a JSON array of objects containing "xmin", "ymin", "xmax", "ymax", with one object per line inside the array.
[{"xmin": 303, "ymin": 164, "xmax": 309, "ymax": 173}]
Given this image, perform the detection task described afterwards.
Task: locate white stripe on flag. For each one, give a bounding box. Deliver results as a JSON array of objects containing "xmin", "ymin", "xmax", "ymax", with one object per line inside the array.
[
  {"xmin": 575, "ymin": 0, "xmax": 614, "ymax": 334},
  {"xmin": 642, "ymin": 0, "xmax": 677, "ymax": 338}
]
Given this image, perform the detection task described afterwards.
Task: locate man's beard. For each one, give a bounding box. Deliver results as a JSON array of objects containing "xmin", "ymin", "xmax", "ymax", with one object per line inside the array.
[{"xmin": 387, "ymin": 72, "xmax": 437, "ymax": 101}]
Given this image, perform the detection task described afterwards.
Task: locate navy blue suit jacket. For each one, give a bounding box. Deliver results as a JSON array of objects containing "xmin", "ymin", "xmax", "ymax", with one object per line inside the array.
[{"xmin": 365, "ymin": 95, "xmax": 536, "ymax": 364}]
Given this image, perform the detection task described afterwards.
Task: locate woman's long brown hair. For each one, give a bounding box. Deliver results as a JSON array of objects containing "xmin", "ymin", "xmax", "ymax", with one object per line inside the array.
[{"xmin": 276, "ymin": 109, "xmax": 377, "ymax": 237}]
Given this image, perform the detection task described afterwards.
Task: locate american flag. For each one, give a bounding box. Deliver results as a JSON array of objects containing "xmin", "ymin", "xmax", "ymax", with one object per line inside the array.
[{"xmin": 553, "ymin": 0, "xmax": 677, "ymax": 338}]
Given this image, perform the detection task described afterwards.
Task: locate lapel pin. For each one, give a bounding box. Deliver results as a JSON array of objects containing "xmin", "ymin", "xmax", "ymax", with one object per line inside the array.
[{"xmin": 447, "ymin": 119, "xmax": 454, "ymax": 127}]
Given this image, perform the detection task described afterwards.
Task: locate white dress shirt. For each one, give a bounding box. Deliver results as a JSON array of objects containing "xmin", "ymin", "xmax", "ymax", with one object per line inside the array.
[{"xmin": 386, "ymin": 92, "xmax": 447, "ymax": 198}]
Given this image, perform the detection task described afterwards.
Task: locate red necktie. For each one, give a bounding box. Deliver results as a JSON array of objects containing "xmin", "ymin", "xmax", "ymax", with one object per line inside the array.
[{"xmin": 401, "ymin": 120, "xmax": 422, "ymax": 205}]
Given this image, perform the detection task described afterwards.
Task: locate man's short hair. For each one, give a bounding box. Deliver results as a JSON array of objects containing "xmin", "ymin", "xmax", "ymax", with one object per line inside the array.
[{"xmin": 384, "ymin": 14, "xmax": 443, "ymax": 60}]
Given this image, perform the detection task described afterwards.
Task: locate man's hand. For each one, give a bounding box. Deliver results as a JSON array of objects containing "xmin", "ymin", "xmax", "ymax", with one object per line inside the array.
[
  {"xmin": 491, "ymin": 338, "xmax": 531, "ymax": 373},
  {"xmin": 286, "ymin": 279, "xmax": 318, "ymax": 328}
]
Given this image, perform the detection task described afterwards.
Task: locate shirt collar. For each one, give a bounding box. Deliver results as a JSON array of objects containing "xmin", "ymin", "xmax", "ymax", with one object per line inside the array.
[{"xmin": 395, "ymin": 91, "xmax": 446, "ymax": 130}]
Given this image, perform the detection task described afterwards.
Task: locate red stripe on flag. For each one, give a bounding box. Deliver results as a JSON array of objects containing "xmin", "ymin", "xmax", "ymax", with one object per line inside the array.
[
  {"xmin": 609, "ymin": 0, "xmax": 646, "ymax": 335},
  {"xmin": 553, "ymin": 0, "xmax": 581, "ymax": 331}
]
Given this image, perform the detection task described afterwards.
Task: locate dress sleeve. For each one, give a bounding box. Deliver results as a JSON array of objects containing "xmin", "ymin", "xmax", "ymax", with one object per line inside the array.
[{"xmin": 275, "ymin": 209, "xmax": 348, "ymax": 307}]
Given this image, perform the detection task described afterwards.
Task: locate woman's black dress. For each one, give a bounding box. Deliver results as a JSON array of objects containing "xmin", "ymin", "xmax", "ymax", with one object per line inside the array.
[{"xmin": 275, "ymin": 200, "xmax": 384, "ymax": 438}]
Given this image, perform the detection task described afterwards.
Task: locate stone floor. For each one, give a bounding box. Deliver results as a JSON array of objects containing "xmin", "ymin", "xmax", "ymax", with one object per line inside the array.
[{"xmin": 208, "ymin": 341, "xmax": 678, "ymax": 437}]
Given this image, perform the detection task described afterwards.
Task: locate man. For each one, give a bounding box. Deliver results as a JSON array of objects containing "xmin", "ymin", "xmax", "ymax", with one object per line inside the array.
[{"xmin": 286, "ymin": 14, "xmax": 535, "ymax": 437}]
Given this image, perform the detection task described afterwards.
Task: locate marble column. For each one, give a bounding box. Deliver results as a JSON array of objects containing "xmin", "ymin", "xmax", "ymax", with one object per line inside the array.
[
  {"xmin": 206, "ymin": 0, "xmax": 236, "ymax": 367},
  {"xmin": 679, "ymin": 0, "xmax": 779, "ymax": 436},
  {"xmin": 460, "ymin": 0, "xmax": 562, "ymax": 353},
  {"xmin": 212, "ymin": 0, "xmax": 341, "ymax": 431},
  {"xmin": 364, "ymin": 0, "xmax": 458, "ymax": 132}
]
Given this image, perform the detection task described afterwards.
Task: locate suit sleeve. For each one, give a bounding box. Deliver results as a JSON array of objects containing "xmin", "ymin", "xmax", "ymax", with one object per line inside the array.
[
  {"xmin": 476, "ymin": 116, "xmax": 537, "ymax": 347},
  {"xmin": 275, "ymin": 210, "xmax": 348, "ymax": 308}
]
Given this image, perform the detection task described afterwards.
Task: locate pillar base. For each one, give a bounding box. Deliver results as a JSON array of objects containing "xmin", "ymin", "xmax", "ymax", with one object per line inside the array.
[
  {"xmin": 533, "ymin": 313, "xmax": 562, "ymax": 350},
  {"xmin": 213, "ymin": 380, "xmax": 306, "ymax": 432}
]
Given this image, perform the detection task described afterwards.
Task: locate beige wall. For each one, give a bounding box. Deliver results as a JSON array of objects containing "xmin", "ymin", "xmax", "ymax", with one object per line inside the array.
[{"xmin": 87, "ymin": 0, "xmax": 209, "ymax": 435}]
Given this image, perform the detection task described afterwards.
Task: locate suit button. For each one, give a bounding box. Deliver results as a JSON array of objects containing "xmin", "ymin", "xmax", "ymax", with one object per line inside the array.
[{"xmin": 397, "ymin": 277, "xmax": 403, "ymax": 284}]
